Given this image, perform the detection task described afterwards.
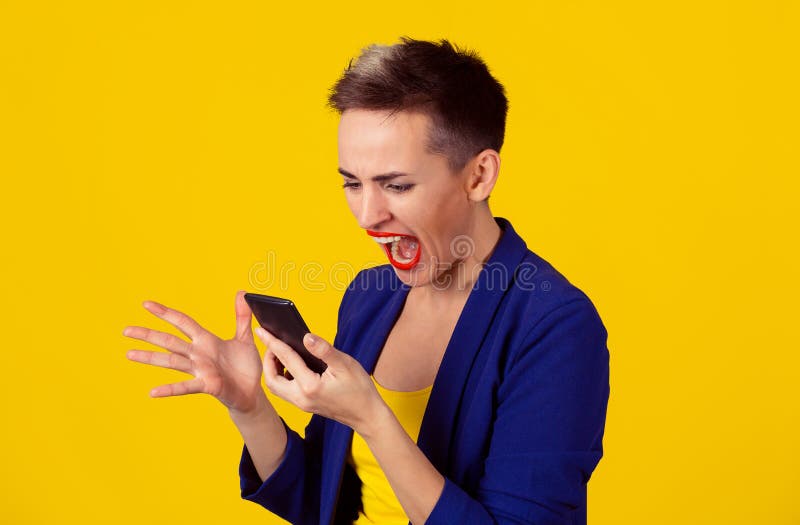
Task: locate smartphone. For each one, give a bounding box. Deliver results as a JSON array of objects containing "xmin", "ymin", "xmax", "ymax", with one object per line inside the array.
[{"xmin": 244, "ymin": 293, "xmax": 328, "ymax": 374}]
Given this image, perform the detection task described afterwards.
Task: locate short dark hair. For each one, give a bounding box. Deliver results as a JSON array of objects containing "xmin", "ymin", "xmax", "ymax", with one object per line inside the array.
[{"xmin": 327, "ymin": 37, "xmax": 508, "ymax": 172}]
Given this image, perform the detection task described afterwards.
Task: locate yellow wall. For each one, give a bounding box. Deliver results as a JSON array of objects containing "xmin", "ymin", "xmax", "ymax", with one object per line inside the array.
[{"xmin": 1, "ymin": 1, "xmax": 797, "ymax": 523}]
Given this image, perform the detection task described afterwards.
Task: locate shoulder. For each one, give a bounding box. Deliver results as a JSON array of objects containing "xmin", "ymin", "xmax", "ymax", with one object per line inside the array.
[
  {"xmin": 493, "ymin": 230, "xmax": 608, "ymax": 370},
  {"xmin": 486, "ymin": 217, "xmax": 603, "ymax": 328},
  {"xmin": 510, "ymin": 249, "xmax": 603, "ymax": 326}
]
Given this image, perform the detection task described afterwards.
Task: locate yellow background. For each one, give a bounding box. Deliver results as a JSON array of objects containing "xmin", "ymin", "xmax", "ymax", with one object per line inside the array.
[{"xmin": 1, "ymin": 1, "xmax": 797, "ymax": 523}]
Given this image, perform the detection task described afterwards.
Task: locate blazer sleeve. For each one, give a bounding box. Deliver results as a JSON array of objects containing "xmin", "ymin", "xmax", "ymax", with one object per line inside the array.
[
  {"xmin": 237, "ymin": 277, "xmax": 362, "ymax": 523},
  {"xmin": 239, "ymin": 414, "xmax": 325, "ymax": 524},
  {"xmin": 425, "ymin": 298, "xmax": 611, "ymax": 525}
]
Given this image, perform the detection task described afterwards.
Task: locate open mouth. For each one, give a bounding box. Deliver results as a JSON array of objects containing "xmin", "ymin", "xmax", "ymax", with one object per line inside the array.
[{"xmin": 366, "ymin": 230, "xmax": 422, "ymax": 270}]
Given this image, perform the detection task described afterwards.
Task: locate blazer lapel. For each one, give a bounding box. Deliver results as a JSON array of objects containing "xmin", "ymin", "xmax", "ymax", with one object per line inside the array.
[{"xmin": 416, "ymin": 217, "xmax": 529, "ymax": 471}]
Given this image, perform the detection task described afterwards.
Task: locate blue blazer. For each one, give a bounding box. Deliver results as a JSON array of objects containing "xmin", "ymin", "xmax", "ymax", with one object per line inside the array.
[{"xmin": 239, "ymin": 218, "xmax": 610, "ymax": 525}]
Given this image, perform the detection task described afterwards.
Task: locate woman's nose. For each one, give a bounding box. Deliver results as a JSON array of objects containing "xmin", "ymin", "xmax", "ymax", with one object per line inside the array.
[{"xmin": 356, "ymin": 189, "xmax": 391, "ymax": 229}]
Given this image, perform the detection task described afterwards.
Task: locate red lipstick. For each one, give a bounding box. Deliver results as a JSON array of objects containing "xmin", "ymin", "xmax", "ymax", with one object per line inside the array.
[{"xmin": 366, "ymin": 230, "xmax": 422, "ymax": 270}]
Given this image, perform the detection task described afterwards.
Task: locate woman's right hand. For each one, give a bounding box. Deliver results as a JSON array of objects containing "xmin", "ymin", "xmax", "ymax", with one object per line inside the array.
[{"xmin": 124, "ymin": 290, "xmax": 266, "ymax": 415}]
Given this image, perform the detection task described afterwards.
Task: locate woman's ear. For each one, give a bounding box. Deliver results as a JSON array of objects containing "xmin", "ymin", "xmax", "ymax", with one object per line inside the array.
[{"xmin": 464, "ymin": 149, "xmax": 500, "ymax": 202}]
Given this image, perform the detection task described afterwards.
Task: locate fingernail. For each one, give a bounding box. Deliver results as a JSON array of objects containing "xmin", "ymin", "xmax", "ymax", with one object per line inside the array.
[
  {"xmin": 255, "ymin": 327, "xmax": 267, "ymax": 338},
  {"xmin": 304, "ymin": 333, "xmax": 316, "ymax": 345},
  {"xmin": 144, "ymin": 301, "xmax": 166, "ymax": 314}
]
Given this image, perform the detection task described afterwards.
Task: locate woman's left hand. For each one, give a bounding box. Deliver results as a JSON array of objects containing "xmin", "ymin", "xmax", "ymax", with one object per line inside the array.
[{"xmin": 255, "ymin": 327, "xmax": 385, "ymax": 435}]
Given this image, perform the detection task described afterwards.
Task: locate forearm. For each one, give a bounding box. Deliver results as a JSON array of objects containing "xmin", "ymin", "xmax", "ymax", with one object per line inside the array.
[
  {"xmin": 359, "ymin": 403, "xmax": 445, "ymax": 525},
  {"xmin": 229, "ymin": 392, "xmax": 287, "ymax": 483}
]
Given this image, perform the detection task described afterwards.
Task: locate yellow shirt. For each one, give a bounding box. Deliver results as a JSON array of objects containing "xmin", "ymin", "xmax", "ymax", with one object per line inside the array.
[{"xmin": 348, "ymin": 375, "xmax": 433, "ymax": 525}]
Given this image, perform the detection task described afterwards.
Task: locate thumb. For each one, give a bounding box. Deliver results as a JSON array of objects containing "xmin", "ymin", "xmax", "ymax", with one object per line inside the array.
[
  {"xmin": 234, "ymin": 290, "xmax": 254, "ymax": 342},
  {"xmin": 303, "ymin": 333, "xmax": 337, "ymax": 364}
]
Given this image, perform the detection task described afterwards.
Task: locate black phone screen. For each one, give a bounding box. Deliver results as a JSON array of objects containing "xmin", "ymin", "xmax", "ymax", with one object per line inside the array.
[{"xmin": 244, "ymin": 293, "xmax": 327, "ymax": 374}]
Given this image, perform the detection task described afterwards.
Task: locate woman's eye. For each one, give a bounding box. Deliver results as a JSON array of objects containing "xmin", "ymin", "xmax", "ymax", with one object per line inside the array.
[{"xmin": 341, "ymin": 181, "xmax": 413, "ymax": 193}]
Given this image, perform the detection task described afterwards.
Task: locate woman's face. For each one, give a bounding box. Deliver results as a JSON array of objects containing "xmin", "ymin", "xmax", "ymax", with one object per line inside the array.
[{"xmin": 337, "ymin": 108, "xmax": 478, "ymax": 287}]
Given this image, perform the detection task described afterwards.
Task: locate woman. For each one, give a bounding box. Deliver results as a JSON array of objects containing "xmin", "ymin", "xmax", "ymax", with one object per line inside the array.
[{"xmin": 125, "ymin": 38, "xmax": 610, "ymax": 525}]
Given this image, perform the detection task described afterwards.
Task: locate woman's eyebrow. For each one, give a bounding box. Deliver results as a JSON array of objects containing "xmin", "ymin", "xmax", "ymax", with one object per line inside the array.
[{"xmin": 338, "ymin": 168, "xmax": 411, "ymax": 182}]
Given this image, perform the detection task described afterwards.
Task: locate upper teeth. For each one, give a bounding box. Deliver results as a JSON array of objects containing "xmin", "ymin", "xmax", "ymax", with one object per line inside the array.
[{"xmin": 372, "ymin": 235, "xmax": 403, "ymax": 244}]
